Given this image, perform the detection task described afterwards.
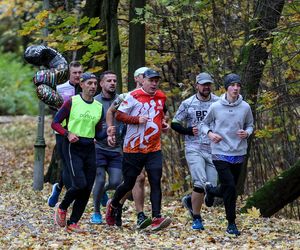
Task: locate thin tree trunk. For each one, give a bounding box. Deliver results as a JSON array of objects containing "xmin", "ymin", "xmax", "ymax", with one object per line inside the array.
[
  {"xmin": 128, "ymin": 0, "xmax": 146, "ymax": 91},
  {"xmin": 103, "ymin": 0, "xmax": 122, "ymax": 93}
]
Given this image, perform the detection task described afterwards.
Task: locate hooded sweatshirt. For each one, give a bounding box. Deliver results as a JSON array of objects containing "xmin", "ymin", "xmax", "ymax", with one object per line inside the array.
[{"xmin": 201, "ymin": 94, "xmax": 254, "ymax": 156}]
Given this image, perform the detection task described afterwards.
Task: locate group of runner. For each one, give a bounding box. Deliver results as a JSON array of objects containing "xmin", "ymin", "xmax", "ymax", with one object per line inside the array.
[{"xmin": 48, "ymin": 62, "xmax": 253, "ymax": 236}]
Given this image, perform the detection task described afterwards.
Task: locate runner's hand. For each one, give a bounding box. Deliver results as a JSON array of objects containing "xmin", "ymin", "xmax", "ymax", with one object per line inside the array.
[
  {"xmin": 107, "ymin": 125, "xmax": 116, "ymax": 136},
  {"xmin": 208, "ymin": 131, "xmax": 222, "ymax": 143},
  {"xmin": 162, "ymin": 120, "xmax": 170, "ymax": 133},
  {"xmin": 139, "ymin": 116, "xmax": 148, "ymax": 124},
  {"xmin": 68, "ymin": 132, "xmax": 79, "ymax": 143},
  {"xmin": 107, "ymin": 134, "xmax": 116, "ymax": 147},
  {"xmin": 237, "ymin": 129, "xmax": 248, "ymax": 139}
]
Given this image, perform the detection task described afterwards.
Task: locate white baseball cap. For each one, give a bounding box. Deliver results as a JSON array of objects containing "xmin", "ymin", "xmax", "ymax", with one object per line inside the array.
[{"xmin": 134, "ymin": 67, "xmax": 149, "ymax": 77}]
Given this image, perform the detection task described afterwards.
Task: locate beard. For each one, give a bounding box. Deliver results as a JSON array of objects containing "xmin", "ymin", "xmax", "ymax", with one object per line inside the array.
[
  {"xmin": 198, "ymin": 89, "xmax": 211, "ymax": 98},
  {"xmin": 107, "ymin": 88, "xmax": 116, "ymax": 95}
]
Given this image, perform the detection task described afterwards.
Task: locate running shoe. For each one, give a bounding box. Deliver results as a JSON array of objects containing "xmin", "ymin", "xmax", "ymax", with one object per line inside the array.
[
  {"xmin": 48, "ymin": 183, "xmax": 61, "ymax": 207},
  {"xmin": 137, "ymin": 213, "xmax": 152, "ymax": 229},
  {"xmin": 115, "ymin": 206, "xmax": 123, "ymax": 226},
  {"xmin": 226, "ymin": 223, "xmax": 241, "ymax": 236},
  {"xmin": 181, "ymin": 194, "xmax": 193, "ymax": 219},
  {"xmin": 105, "ymin": 199, "xmax": 116, "ymax": 226},
  {"xmin": 192, "ymin": 218, "xmax": 204, "ymax": 230},
  {"xmin": 90, "ymin": 213, "xmax": 102, "ymax": 224},
  {"xmin": 66, "ymin": 223, "xmax": 85, "ymax": 233},
  {"xmin": 151, "ymin": 217, "xmax": 172, "ymax": 231},
  {"xmin": 54, "ymin": 203, "xmax": 67, "ymax": 227},
  {"xmin": 100, "ymin": 192, "xmax": 109, "ymax": 207},
  {"xmin": 204, "ymin": 183, "xmax": 215, "ymax": 207}
]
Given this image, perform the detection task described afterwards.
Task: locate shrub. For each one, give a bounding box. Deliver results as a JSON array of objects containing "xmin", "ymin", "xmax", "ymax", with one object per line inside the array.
[{"xmin": 0, "ymin": 51, "xmax": 38, "ymax": 115}]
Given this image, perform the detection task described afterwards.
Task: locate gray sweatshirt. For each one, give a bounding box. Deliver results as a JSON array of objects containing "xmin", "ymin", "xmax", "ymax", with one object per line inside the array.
[
  {"xmin": 201, "ymin": 94, "xmax": 254, "ymax": 156},
  {"xmin": 94, "ymin": 93, "xmax": 124, "ymax": 153}
]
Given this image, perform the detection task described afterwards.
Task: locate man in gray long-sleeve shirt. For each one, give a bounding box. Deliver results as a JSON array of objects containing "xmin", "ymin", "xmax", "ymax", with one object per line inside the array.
[
  {"xmin": 201, "ymin": 73, "xmax": 254, "ymax": 236},
  {"xmin": 91, "ymin": 71, "xmax": 125, "ymax": 225}
]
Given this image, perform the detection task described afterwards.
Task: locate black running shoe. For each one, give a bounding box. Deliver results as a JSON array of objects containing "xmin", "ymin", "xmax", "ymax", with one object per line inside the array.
[
  {"xmin": 137, "ymin": 213, "xmax": 152, "ymax": 229},
  {"xmin": 115, "ymin": 206, "xmax": 123, "ymax": 226},
  {"xmin": 204, "ymin": 183, "xmax": 215, "ymax": 207},
  {"xmin": 181, "ymin": 194, "xmax": 193, "ymax": 219}
]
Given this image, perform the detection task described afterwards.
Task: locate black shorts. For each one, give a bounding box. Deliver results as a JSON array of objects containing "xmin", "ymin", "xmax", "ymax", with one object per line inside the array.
[{"xmin": 122, "ymin": 151, "xmax": 162, "ymax": 177}]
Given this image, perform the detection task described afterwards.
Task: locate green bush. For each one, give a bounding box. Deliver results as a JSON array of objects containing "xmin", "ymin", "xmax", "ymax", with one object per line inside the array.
[{"xmin": 0, "ymin": 51, "xmax": 38, "ymax": 115}]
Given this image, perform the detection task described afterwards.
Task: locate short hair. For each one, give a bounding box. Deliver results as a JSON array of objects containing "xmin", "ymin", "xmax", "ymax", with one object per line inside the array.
[
  {"xmin": 69, "ymin": 61, "xmax": 82, "ymax": 68},
  {"xmin": 99, "ymin": 70, "xmax": 116, "ymax": 81}
]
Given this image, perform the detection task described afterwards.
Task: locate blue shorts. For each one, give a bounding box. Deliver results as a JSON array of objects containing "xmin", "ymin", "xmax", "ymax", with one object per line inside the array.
[{"xmin": 95, "ymin": 148, "xmax": 123, "ymax": 169}]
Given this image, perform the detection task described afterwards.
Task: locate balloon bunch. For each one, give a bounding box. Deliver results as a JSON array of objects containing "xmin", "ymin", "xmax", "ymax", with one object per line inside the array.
[{"xmin": 24, "ymin": 45, "xmax": 69, "ymax": 109}]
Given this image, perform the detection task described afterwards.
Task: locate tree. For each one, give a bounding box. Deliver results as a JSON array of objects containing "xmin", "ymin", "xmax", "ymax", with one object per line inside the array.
[
  {"xmin": 102, "ymin": 0, "xmax": 122, "ymax": 93},
  {"xmin": 241, "ymin": 160, "xmax": 300, "ymax": 217},
  {"xmin": 127, "ymin": 0, "xmax": 146, "ymax": 90},
  {"xmin": 236, "ymin": 0, "xmax": 285, "ymax": 194}
]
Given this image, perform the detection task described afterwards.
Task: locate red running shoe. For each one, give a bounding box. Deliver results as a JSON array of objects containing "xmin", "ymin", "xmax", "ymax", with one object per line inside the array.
[
  {"xmin": 54, "ymin": 203, "xmax": 67, "ymax": 227},
  {"xmin": 105, "ymin": 199, "xmax": 116, "ymax": 226},
  {"xmin": 66, "ymin": 223, "xmax": 85, "ymax": 234},
  {"xmin": 151, "ymin": 217, "xmax": 172, "ymax": 231}
]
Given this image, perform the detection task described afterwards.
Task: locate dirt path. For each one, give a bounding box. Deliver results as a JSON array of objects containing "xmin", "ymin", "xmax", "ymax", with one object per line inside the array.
[{"xmin": 0, "ymin": 116, "xmax": 299, "ymax": 249}]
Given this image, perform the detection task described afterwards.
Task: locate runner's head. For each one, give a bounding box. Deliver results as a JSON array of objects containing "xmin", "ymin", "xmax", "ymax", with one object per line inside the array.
[
  {"xmin": 69, "ymin": 61, "xmax": 83, "ymax": 85},
  {"xmin": 195, "ymin": 72, "xmax": 213, "ymax": 99},
  {"xmin": 99, "ymin": 70, "xmax": 117, "ymax": 96},
  {"xmin": 134, "ymin": 67, "xmax": 149, "ymax": 88},
  {"xmin": 142, "ymin": 69, "xmax": 161, "ymax": 95},
  {"xmin": 80, "ymin": 72, "xmax": 98, "ymax": 99}
]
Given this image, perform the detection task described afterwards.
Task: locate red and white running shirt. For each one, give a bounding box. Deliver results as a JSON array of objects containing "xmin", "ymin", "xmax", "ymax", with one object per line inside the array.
[{"xmin": 117, "ymin": 88, "xmax": 166, "ymax": 153}]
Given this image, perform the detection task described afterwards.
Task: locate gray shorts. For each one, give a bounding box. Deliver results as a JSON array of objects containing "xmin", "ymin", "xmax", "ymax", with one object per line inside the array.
[{"xmin": 185, "ymin": 149, "xmax": 217, "ymax": 189}]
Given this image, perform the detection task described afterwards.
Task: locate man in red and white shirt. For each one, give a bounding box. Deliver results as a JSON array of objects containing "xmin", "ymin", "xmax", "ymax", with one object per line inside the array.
[{"xmin": 105, "ymin": 69, "xmax": 171, "ymax": 231}]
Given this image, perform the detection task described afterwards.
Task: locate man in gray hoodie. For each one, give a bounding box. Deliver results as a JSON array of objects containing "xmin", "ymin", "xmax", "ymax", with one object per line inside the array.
[{"xmin": 201, "ymin": 73, "xmax": 254, "ymax": 236}]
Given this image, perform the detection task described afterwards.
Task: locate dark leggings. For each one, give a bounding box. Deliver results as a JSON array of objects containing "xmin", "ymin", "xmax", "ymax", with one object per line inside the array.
[
  {"xmin": 211, "ymin": 160, "xmax": 242, "ymax": 224},
  {"xmin": 93, "ymin": 167, "xmax": 122, "ymax": 213},
  {"xmin": 112, "ymin": 151, "xmax": 162, "ymax": 218},
  {"xmin": 59, "ymin": 140, "xmax": 96, "ymax": 224},
  {"xmin": 55, "ymin": 134, "xmax": 71, "ymax": 189}
]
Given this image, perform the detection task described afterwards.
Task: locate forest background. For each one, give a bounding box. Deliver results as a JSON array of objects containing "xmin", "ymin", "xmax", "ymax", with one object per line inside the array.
[{"xmin": 0, "ymin": 0, "xmax": 299, "ymax": 223}]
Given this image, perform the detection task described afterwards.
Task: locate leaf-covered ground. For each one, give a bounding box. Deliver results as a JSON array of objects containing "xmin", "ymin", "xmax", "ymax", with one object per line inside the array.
[{"xmin": 0, "ymin": 116, "xmax": 299, "ymax": 249}]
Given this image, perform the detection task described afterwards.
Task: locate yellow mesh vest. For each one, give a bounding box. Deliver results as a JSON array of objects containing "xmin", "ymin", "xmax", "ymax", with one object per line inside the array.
[{"xmin": 68, "ymin": 95, "xmax": 103, "ymax": 138}]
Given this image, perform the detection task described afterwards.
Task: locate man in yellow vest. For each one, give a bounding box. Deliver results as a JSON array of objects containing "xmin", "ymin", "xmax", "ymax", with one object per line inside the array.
[{"xmin": 51, "ymin": 72, "xmax": 104, "ymax": 233}]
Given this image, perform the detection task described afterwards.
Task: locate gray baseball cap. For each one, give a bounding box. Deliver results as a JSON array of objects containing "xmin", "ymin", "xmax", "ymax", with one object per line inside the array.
[{"xmin": 196, "ymin": 72, "xmax": 214, "ymax": 84}]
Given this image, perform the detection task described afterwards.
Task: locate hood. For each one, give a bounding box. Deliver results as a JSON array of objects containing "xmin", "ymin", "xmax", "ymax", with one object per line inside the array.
[{"xmin": 220, "ymin": 93, "xmax": 243, "ymax": 107}]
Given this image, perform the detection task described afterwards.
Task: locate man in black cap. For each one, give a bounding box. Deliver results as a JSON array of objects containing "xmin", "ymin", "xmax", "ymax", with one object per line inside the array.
[
  {"xmin": 105, "ymin": 68, "xmax": 171, "ymax": 231},
  {"xmin": 52, "ymin": 72, "xmax": 105, "ymax": 233}
]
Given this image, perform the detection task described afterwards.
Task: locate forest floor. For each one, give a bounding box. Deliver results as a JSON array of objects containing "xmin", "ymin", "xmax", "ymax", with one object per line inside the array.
[{"xmin": 0, "ymin": 116, "xmax": 299, "ymax": 249}]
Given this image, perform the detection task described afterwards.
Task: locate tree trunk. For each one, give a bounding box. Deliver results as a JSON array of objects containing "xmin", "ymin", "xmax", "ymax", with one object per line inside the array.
[
  {"xmin": 44, "ymin": 144, "xmax": 63, "ymax": 184},
  {"xmin": 102, "ymin": 0, "xmax": 122, "ymax": 93},
  {"xmin": 241, "ymin": 160, "xmax": 300, "ymax": 217},
  {"xmin": 80, "ymin": 0, "xmax": 108, "ymax": 73},
  {"xmin": 236, "ymin": 0, "xmax": 285, "ymax": 194},
  {"xmin": 127, "ymin": 0, "xmax": 146, "ymax": 91}
]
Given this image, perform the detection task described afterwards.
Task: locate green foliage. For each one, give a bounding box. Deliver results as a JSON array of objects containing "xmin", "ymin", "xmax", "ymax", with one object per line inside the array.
[
  {"xmin": 0, "ymin": 51, "xmax": 37, "ymax": 115},
  {"xmin": 0, "ymin": 0, "xmax": 41, "ymax": 54},
  {"xmin": 18, "ymin": 9, "xmax": 106, "ymax": 73}
]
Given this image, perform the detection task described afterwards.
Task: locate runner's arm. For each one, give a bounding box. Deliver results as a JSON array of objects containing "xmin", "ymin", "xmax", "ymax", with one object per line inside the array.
[
  {"xmin": 171, "ymin": 119, "xmax": 194, "ymax": 135},
  {"xmin": 115, "ymin": 110, "xmax": 140, "ymax": 124},
  {"xmin": 51, "ymin": 99, "xmax": 72, "ymax": 136}
]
